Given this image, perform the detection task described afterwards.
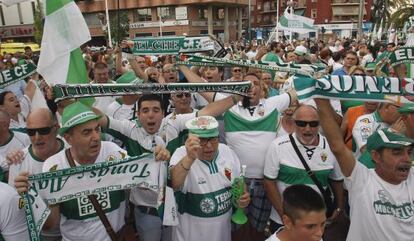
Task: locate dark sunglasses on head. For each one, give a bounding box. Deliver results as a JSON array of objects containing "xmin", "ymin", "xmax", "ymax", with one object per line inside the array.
[
  {"xmin": 294, "ymin": 120, "xmax": 319, "ymax": 127},
  {"xmin": 176, "ymin": 93, "xmax": 191, "ymax": 98},
  {"xmin": 27, "ymin": 126, "xmax": 54, "ymax": 136}
]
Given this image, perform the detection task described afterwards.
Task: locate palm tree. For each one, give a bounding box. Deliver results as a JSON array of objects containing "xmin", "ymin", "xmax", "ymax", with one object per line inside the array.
[
  {"xmin": 371, "ymin": 0, "xmax": 406, "ymax": 32},
  {"xmin": 389, "ymin": 4, "xmax": 414, "ymax": 29}
]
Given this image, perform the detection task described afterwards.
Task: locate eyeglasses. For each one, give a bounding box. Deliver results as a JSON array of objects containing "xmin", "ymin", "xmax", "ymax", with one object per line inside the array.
[
  {"xmin": 27, "ymin": 126, "xmax": 54, "ymax": 136},
  {"xmin": 163, "ymin": 69, "xmax": 177, "ymax": 73},
  {"xmin": 294, "ymin": 120, "xmax": 319, "ymax": 128},
  {"xmin": 175, "ymin": 93, "xmax": 191, "ymax": 98},
  {"xmin": 233, "ymin": 69, "xmax": 242, "ymax": 72},
  {"xmin": 199, "ymin": 137, "xmax": 219, "ymax": 146}
]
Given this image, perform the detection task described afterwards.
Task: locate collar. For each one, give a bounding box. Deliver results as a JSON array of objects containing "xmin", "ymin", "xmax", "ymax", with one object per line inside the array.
[{"xmin": 292, "ymin": 132, "xmax": 324, "ymax": 149}]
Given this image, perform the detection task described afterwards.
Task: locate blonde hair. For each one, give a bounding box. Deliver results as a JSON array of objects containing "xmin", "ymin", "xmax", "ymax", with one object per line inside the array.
[{"xmin": 349, "ymin": 65, "xmax": 367, "ymax": 75}]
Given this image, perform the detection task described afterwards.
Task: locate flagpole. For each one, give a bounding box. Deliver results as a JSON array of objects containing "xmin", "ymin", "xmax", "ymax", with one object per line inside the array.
[
  {"xmin": 117, "ymin": 0, "xmax": 120, "ymax": 44},
  {"xmin": 275, "ymin": 0, "xmax": 279, "ymax": 41},
  {"xmin": 104, "ymin": 0, "xmax": 112, "ymax": 48}
]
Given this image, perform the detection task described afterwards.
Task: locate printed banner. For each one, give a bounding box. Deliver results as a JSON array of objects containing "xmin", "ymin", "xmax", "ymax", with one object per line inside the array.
[
  {"xmin": 389, "ymin": 47, "xmax": 414, "ymax": 67},
  {"xmin": 294, "ymin": 75, "xmax": 414, "ymax": 102},
  {"xmin": 125, "ymin": 35, "xmax": 227, "ymax": 57},
  {"xmin": 0, "ymin": 63, "xmax": 37, "ymax": 88},
  {"xmin": 177, "ymin": 54, "xmax": 326, "ymax": 77},
  {"xmin": 25, "ymin": 154, "xmax": 162, "ymax": 241},
  {"xmin": 52, "ymin": 81, "xmax": 251, "ymax": 101}
]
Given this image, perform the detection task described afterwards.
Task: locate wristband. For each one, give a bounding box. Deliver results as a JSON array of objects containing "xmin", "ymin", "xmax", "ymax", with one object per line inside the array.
[
  {"xmin": 180, "ymin": 162, "xmax": 190, "ymax": 171},
  {"xmin": 231, "ymin": 95, "xmax": 238, "ymax": 105}
]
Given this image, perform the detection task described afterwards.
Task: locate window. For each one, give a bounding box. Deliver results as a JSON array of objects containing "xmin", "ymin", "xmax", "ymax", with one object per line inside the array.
[
  {"xmin": 83, "ymin": 13, "xmax": 100, "ymax": 26},
  {"xmin": 157, "ymin": 6, "xmax": 175, "ymax": 20},
  {"xmin": 135, "ymin": 32, "xmax": 153, "ymax": 37},
  {"xmin": 217, "ymin": 8, "xmax": 225, "ymax": 19},
  {"xmin": 263, "ymin": 1, "xmax": 270, "ymax": 11},
  {"xmin": 198, "ymin": 7, "xmax": 208, "ymax": 19},
  {"xmin": 134, "ymin": 8, "xmax": 151, "ymax": 22},
  {"xmin": 311, "ymin": 9, "xmax": 317, "ymax": 19},
  {"xmin": 257, "ymin": 15, "xmax": 262, "ymax": 23}
]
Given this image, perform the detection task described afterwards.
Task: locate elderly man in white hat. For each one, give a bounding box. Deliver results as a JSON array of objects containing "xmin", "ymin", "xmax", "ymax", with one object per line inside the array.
[{"xmin": 170, "ymin": 116, "xmax": 250, "ymax": 241}]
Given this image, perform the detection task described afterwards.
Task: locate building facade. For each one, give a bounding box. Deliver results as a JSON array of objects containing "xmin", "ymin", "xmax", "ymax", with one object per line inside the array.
[
  {"xmin": 253, "ymin": 0, "xmax": 373, "ymax": 39},
  {"xmin": 0, "ymin": 1, "xmax": 37, "ymax": 42},
  {"xmin": 76, "ymin": 0, "xmax": 249, "ymax": 45}
]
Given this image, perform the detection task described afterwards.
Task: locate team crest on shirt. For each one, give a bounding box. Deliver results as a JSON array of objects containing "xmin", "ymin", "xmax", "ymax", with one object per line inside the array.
[
  {"xmin": 320, "ymin": 152, "xmax": 328, "ymax": 162},
  {"xmin": 224, "ymin": 168, "xmax": 232, "ymax": 181},
  {"xmin": 360, "ymin": 118, "xmax": 371, "ymax": 124},
  {"xmin": 106, "ymin": 155, "xmax": 116, "ymax": 162},
  {"xmin": 49, "ymin": 164, "xmax": 58, "ymax": 172},
  {"xmin": 200, "ymin": 197, "xmax": 216, "ymax": 214}
]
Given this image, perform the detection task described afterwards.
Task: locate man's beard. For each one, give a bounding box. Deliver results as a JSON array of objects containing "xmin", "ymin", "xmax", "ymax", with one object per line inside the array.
[{"xmin": 242, "ymin": 96, "xmax": 251, "ymax": 108}]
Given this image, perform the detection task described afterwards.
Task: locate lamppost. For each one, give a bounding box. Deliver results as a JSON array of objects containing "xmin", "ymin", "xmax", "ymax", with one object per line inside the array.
[{"xmin": 248, "ymin": 0, "xmax": 251, "ymax": 42}]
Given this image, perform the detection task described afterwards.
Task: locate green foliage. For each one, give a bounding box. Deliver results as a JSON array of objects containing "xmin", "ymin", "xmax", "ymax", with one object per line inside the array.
[
  {"xmin": 105, "ymin": 11, "xmax": 130, "ymax": 45},
  {"xmin": 34, "ymin": 0, "xmax": 43, "ymax": 45},
  {"xmin": 389, "ymin": 5, "xmax": 414, "ymax": 29}
]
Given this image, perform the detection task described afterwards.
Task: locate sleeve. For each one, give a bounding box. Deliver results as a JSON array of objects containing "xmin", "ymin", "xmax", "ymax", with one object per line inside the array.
[
  {"xmin": 263, "ymin": 140, "xmax": 282, "ymax": 180},
  {"xmin": 105, "ymin": 117, "xmax": 137, "ymax": 141},
  {"xmin": 169, "ymin": 146, "xmax": 187, "ymax": 167},
  {"xmin": 0, "ymin": 186, "xmax": 29, "ymax": 241},
  {"xmin": 19, "ymin": 95, "xmax": 31, "ymax": 119},
  {"xmin": 265, "ymin": 93, "xmax": 291, "ymax": 113},
  {"xmin": 344, "ymin": 161, "xmax": 370, "ymax": 194},
  {"xmin": 352, "ymin": 116, "xmax": 373, "ymax": 151},
  {"xmin": 165, "ymin": 113, "xmax": 196, "ymax": 144},
  {"xmin": 328, "ymin": 156, "xmax": 344, "ymax": 181}
]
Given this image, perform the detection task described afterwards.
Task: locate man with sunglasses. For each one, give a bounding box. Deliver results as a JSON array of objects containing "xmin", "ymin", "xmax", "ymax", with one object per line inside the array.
[
  {"xmin": 264, "ymin": 105, "xmax": 344, "ymax": 234},
  {"xmin": 0, "ymin": 110, "xmax": 30, "ymax": 183},
  {"xmin": 8, "ymin": 108, "xmax": 65, "ymax": 241},
  {"xmin": 170, "ymin": 116, "xmax": 250, "ymax": 241}
]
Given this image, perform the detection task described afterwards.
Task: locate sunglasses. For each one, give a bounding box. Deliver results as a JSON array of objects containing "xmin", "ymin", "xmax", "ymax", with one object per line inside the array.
[
  {"xmin": 233, "ymin": 69, "xmax": 242, "ymax": 72},
  {"xmin": 175, "ymin": 93, "xmax": 191, "ymax": 98},
  {"xmin": 27, "ymin": 126, "xmax": 54, "ymax": 136},
  {"xmin": 294, "ymin": 120, "xmax": 319, "ymax": 128},
  {"xmin": 353, "ymin": 73, "xmax": 366, "ymax": 76}
]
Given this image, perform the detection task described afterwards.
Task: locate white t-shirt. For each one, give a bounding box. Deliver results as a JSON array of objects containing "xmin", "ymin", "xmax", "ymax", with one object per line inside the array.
[
  {"xmin": 170, "ymin": 144, "xmax": 241, "ymax": 241},
  {"xmin": 264, "ymin": 133, "xmax": 343, "ymax": 223},
  {"xmin": 162, "ymin": 112, "xmax": 196, "ymax": 154},
  {"xmin": 0, "ymin": 131, "xmax": 30, "ymax": 171},
  {"xmin": 105, "ymin": 99, "xmax": 136, "ymax": 121},
  {"xmin": 215, "ymin": 93, "xmax": 291, "ymax": 178},
  {"xmin": 105, "ymin": 117, "xmax": 166, "ymax": 207},
  {"xmin": 0, "ymin": 182, "xmax": 29, "ymax": 241},
  {"xmin": 345, "ymin": 162, "xmax": 414, "ymax": 241},
  {"xmin": 42, "ymin": 142, "xmax": 127, "ymax": 241}
]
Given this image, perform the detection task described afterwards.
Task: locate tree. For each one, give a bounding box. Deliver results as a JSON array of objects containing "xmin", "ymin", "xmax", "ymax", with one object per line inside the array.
[
  {"xmin": 371, "ymin": 0, "xmax": 406, "ymax": 32},
  {"xmin": 33, "ymin": 0, "xmax": 43, "ymax": 44},
  {"xmin": 106, "ymin": 11, "xmax": 130, "ymax": 45},
  {"xmin": 389, "ymin": 4, "xmax": 414, "ymax": 29}
]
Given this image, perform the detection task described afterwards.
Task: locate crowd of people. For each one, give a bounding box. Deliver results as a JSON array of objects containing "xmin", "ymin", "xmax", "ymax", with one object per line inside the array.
[{"xmin": 0, "ymin": 34, "xmax": 413, "ymax": 241}]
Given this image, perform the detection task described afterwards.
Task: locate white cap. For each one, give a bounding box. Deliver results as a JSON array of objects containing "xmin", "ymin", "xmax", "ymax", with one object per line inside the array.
[{"xmin": 294, "ymin": 45, "xmax": 307, "ymax": 56}]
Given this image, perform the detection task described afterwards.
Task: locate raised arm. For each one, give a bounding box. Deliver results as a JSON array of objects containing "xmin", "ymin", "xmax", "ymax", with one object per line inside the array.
[
  {"xmin": 315, "ymin": 98, "xmax": 355, "ymax": 177},
  {"xmin": 197, "ymin": 94, "xmax": 242, "ymax": 117},
  {"xmin": 178, "ymin": 65, "xmax": 214, "ymax": 102}
]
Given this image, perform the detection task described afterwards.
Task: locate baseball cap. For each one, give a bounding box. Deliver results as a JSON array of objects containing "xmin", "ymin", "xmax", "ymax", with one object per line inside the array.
[
  {"xmin": 185, "ymin": 116, "xmax": 219, "ymax": 138},
  {"xmin": 294, "ymin": 45, "xmax": 307, "ymax": 56},
  {"xmin": 366, "ymin": 128, "xmax": 414, "ymax": 152}
]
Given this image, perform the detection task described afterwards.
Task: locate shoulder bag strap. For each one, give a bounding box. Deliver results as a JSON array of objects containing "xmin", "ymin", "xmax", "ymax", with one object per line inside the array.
[
  {"xmin": 65, "ymin": 149, "xmax": 118, "ymax": 241},
  {"xmin": 288, "ymin": 134, "xmax": 327, "ymax": 196}
]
